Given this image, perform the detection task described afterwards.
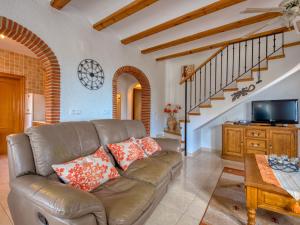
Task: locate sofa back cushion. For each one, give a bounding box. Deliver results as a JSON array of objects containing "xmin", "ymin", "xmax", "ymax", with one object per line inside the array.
[
  {"xmin": 122, "ymin": 120, "xmax": 147, "ymax": 139},
  {"xmin": 26, "ymin": 121, "xmax": 100, "ymax": 176},
  {"xmin": 92, "ymin": 119, "xmax": 129, "ymax": 144}
]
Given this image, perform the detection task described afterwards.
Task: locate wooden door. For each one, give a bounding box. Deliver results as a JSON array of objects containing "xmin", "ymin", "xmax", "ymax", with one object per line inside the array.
[
  {"xmin": 132, "ymin": 88, "xmax": 142, "ymax": 120},
  {"xmin": 0, "ymin": 73, "xmax": 24, "ymax": 155},
  {"xmin": 116, "ymin": 94, "xmax": 121, "ymax": 119},
  {"xmin": 269, "ymin": 128, "xmax": 296, "ymax": 157},
  {"xmin": 223, "ymin": 126, "xmax": 244, "ymax": 158}
]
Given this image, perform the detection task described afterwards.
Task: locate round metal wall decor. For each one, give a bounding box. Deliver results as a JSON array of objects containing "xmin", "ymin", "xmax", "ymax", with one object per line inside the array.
[{"xmin": 77, "ymin": 59, "xmax": 105, "ymax": 90}]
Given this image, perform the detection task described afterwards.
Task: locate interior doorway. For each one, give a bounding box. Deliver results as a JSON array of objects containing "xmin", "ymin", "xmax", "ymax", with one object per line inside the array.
[
  {"xmin": 0, "ymin": 73, "xmax": 25, "ymax": 154},
  {"xmin": 112, "ymin": 66, "xmax": 151, "ymax": 134},
  {"xmin": 132, "ymin": 83, "xmax": 142, "ymax": 120}
]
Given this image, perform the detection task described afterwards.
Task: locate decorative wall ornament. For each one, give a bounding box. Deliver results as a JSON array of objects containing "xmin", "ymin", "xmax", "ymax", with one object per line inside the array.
[
  {"xmin": 77, "ymin": 59, "xmax": 105, "ymax": 90},
  {"xmin": 181, "ymin": 64, "xmax": 195, "ymax": 81},
  {"xmin": 231, "ymin": 84, "xmax": 256, "ymax": 101}
]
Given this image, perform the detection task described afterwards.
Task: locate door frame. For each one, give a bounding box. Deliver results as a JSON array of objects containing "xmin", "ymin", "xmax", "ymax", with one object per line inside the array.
[{"xmin": 0, "ymin": 73, "xmax": 25, "ymax": 133}]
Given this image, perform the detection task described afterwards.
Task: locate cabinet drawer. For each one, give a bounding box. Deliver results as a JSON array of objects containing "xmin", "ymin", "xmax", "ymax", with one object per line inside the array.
[
  {"xmin": 246, "ymin": 128, "xmax": 267, "ymax": 138},
  {"xmin": 246, "ymin": 139, "xmax": 267, "ymax": 150},
  {"xmin": 246, "ymin": 148, "xmax": 267, "ymax": 155}
]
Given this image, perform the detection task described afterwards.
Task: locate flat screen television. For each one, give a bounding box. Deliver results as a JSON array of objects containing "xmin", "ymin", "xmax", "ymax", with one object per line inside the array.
[{"xmin": 252, "ymin": 99, "xmax": 299, "ymax": 124}]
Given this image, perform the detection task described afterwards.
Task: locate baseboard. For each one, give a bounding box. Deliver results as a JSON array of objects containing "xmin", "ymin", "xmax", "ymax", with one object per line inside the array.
[{"xmin": 187, "ymin": 148, "xmax": 221, "ymax": 157}]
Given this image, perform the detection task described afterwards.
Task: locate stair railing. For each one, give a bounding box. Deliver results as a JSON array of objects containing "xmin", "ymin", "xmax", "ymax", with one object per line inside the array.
[{"xmin": 181, "ymin": 31, "xmax": 285, "ymax": 155}]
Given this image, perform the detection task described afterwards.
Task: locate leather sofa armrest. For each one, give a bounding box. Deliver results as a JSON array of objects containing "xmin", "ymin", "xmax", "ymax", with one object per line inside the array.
[
  {"xmin": 10, "ymin": 175, "xmax": 107, "ymax": 225},
  {"xmin": 153, "ymin": 138, "xmax": 181, "ymax": 152}
]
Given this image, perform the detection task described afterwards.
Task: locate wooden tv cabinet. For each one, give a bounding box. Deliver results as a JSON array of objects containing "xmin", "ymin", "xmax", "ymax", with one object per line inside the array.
[{"xmin": 222, "ymin": 123, "xmax": 298, "ymax": 161}]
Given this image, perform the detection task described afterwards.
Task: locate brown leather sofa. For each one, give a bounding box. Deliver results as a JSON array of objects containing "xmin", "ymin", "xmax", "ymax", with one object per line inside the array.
[{"xmin": 6, "ymin": 119, "xmax": 182, "ymax": 225}]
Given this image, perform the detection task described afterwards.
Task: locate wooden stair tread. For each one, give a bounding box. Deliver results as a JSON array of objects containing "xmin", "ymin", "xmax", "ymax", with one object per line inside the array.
[
  {"xmin": 283, "ymin": 41, "xmax": 300, "ymax": 48},
  {"xmin": 237, "ymin": 77, "xmax": 254, "ymax": 82},
  {"xmin": 210, "ymin": 96, "xmax": 225, "ymax": 100},
  {"xmin": 267, "ymin": 54, "xmax": 285, "ymax": 60},
  {"xmin": 188, "ymin": 112, "xmax": 201, "ymax": 116},
  {"xmin": 251, "ymin": 67, "xmax": 268, "ymax": 72},
  {"xmin": 164, "ymin": 129, "xmax": 181, "ymax": 136},
  {"xmin": 199, "ymin": 104, "xmax": 212, "ymax": 108},
  {"xmin": 224, "ymin": 87, "xmax": 239, "ymax": 92},
  {"xmin": 179, "ymin": 119, "xmax": 190, "ymax": 123}
]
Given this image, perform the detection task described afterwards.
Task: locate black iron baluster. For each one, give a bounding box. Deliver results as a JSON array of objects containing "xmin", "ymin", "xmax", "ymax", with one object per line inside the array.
[
  {"xmin": 184, "ymin": 80, "xmax": 187, "ymax": 156},
  {"xmin": 220, "ymin": 50, "xmax": 223, "ymax": 89},
  {"xmin": 266, "ymin": 36, "xmax": 268, "ymax": 58},
  {"xmin": 226, "ymin": 46, "xmax": 229, "ymax": 85},
  {"xmin": 194, "ymin": 71, "xmax": 197, "ymax": 106},
  {"xmin": 251, "ymin": 39, "xmax": 254, "ymax": 78},
  {"xmin": 273, "ymin": 34, "xmax": 276, "ymax": 53},
  {"xmin": 257, "ymin": 37, "xmax": 262, "ymax": 84},
  {"xmin": 209, "ymin": 60, "xmax": 212, "ymax": 97},
  {"xmin": 251, "ymin": 39, "xmax": 254, "ymax": 67},
  {"xmin": 199, "ymin": 69, "xmax": 202, "ymax": 103},
  {"xmin": 238, "ymin": 42, "xmax": 241, "ymax": 77},
  {"xmin": 282, "ymin": 32, "xmax": 284, "ymax": 49},
  {"xmin": 189, "ymin": 77, "xmax": 192, "ymax": 110},
  {"xmin": 232, "ymin": 44, "xmax": 235, "ymax": 82},
  {"xmin": 244, "ymin": 41, "xmax": 247, "ymax": 74},
  {"xmin": 215, "ymin": 57, "xmax": 217, "ymax": 94},
  {"xmin": 204, "ymin": 64, "xmax": 207, "ymax": 100}
]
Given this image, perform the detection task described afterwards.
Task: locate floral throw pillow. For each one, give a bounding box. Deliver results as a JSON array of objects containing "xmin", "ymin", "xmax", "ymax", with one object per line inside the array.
[
  {"xmin": 107, "ymin": 139, "xmax": 147, "ymax": 171},
  {"xmin": 52, "ymin": 146, "xmax": 119, "ymax": 192},
  {"xmin": 132, "ymin": 137, "xmax": 162, "ymax": 156}
]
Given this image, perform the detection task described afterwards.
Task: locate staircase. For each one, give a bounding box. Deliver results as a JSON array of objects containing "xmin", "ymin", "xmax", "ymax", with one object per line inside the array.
[{"xmin": 179, "ymin": 30, "xmax": 300, "ymax": 155}]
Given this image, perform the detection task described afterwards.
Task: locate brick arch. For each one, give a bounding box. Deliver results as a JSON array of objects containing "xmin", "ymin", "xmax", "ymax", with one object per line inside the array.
[
  {"xmin": 0, "ymin": 16, "xmax": 60, "ymax": 123},
  {"xmin": 113, "ymin": 66, "xmax": 151, "ymax": 134}
]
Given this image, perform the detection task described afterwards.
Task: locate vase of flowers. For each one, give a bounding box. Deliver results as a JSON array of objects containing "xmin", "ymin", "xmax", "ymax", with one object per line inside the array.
[{"xmin": 164, "ymin": 104, "xmax": 181, "ymax": 131}]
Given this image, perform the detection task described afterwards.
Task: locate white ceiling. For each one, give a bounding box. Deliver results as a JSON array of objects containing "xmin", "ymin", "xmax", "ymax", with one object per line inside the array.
[{"xmin": 49, "ymin": 0, "xmax": 287, "ymax": 60}]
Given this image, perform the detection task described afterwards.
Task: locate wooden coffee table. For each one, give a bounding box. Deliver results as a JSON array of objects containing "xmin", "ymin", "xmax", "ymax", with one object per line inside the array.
[{"xmin": 245, "ymin": 154, "xmax": 300, "ymax": 225}]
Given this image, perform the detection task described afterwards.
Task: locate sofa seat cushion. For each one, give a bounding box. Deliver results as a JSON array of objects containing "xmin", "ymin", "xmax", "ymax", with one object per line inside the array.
[
  {"xmin": 149, "ymin": 150, "xmax": 182, "ymax": 169},
  {"xmin": 93, "ymin": 177, "xmax": 155, "ymax": 225},
  {"xmin": 121, "ymin": 158, "xmax": 171, "ymax": 187}
]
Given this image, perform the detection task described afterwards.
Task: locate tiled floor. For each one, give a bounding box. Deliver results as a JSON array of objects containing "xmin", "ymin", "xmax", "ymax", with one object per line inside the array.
[{"xmin": 0, "ymin": 150, "xmax": 243, "ymax": 225}]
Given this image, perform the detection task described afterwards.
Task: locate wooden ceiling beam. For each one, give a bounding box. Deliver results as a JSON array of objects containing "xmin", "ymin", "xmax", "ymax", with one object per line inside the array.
[
  {"xmin": 142, "ymin": 12, "xmax": 282, "ymax": 54},
  {"xmin": 156, "ymin": 27, "xmax": 292, "ymax": 61},
  {"xmin": 50, "ymin": 0, "xmax": 71, "ymax": 10},
  {"xmin": 93, "ymin": 0, "xmax": 158, "ymax": 31},
  {"xmin": 121, "ymin": 0, "xmax": 246, "ymax": 45}
]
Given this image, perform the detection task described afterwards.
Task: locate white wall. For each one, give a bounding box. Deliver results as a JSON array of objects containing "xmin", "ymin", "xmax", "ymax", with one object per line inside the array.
[
  {"xmin": 198, "ymin": 70, "xmax": 300, "ymax": 156},
  {"xmin": 0, "ymin": 0, "xmax": 166, "ymax": 136}
]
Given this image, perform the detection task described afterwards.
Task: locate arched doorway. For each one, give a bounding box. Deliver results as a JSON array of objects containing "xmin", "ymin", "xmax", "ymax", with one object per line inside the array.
[
  {"xmin": 0, "ymin": 16, "xmax": 61, "ymax": 123},
  {"xmin": 112, "ymin": 66, "xmax": 151, "ymax": 134}
]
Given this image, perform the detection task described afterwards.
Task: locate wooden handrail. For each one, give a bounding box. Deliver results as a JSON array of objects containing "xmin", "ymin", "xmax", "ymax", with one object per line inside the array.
[
  {"xmin": 159, "ymin": 26, "xmax": 293, "ymax": 62},
  {"xmin": 179, "ymin": 26, "xmax": 294, "ymax": 85},
  {"xmin": 180, "ymin": 46, "xmax": 227, "ymax": 84}
]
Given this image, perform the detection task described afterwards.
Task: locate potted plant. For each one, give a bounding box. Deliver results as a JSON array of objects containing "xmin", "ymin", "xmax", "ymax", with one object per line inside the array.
[{"xmin": 164, "ymin": 104, "xmax": 181, "ymax": 131}]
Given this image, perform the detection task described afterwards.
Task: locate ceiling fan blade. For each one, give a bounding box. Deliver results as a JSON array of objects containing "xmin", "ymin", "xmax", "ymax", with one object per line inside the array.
[
  {"xmin": 243, "ymin": 17, "xmax": 283, "ymax": 38},
  {"xmin": 241, "ymin": 8, "xmax": 283, "ymax": 13}
]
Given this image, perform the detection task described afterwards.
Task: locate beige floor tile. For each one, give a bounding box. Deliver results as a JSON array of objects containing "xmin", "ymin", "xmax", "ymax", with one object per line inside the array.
[
  {"xmin": 160, "ymin": 182, "xmax": 196, "ymax": 213},
  {"xmin": 184, "ymin": 196, "xmax": 207, "ymax": 220},
  {"xmin": 144, "ymin": 203, "xmax": 183, "ymax": 225},
  {"xmin": 175, "ymin": 213, "xmax": 200, "ymax": 225}
]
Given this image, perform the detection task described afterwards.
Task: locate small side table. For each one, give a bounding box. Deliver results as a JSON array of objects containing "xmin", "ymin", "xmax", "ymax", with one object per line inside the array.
[{"xmin": 245, "ymin": 154, "xmax": 300, "ymax": 225}]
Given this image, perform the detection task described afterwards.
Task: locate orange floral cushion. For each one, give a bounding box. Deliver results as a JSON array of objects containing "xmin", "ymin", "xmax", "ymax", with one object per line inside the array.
[
  {"xmin": 107, "ymin": 139, "xmax": 147, "ymax": 171},
  {"xmin": 52, "ymin": 146, "xmax": 119, "ymax": 192},
  {"xmin": 132, "ymin": 137, "xmax": 162, "ymax": 156}
]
